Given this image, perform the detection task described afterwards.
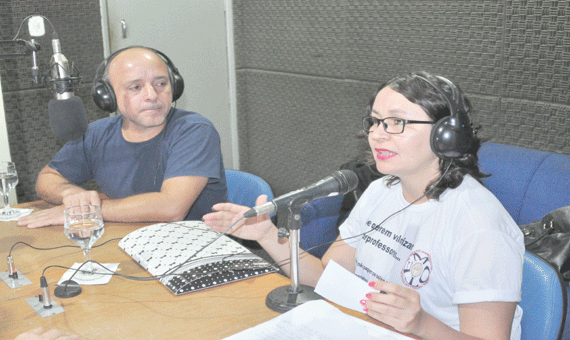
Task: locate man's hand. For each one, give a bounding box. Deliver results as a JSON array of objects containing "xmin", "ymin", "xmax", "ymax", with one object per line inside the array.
[
  {"xmin": 17, "ymin": 205, "xmax": 65, "ymax": 228},
  {"xmin": 17, "ymin": 191, "xmax": 101, "ymax": 229},
  {"xmin": 62, "ymin": 190, "xmax": 101, "ymax": 208}
]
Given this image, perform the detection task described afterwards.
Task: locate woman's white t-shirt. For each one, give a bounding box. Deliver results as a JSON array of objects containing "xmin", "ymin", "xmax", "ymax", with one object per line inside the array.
[{"xmin": 339, "ymin": 176, "xmax": 524, "ymax": 339}]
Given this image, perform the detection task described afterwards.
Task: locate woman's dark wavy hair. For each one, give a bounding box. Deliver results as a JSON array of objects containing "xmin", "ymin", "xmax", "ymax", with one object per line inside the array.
[{"xmin": 360, "ymin": 71, "xmax": 488, "ymax": 200}]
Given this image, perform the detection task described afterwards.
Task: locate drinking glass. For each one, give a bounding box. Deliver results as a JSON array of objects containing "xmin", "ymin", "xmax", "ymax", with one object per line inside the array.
[
  {"xmin": 0, "ymin": 161, "xmax": 18, "ymax": 216},
  {"xmin": 64, "ymin": 204, "xmax": 105, "ymax": 280}
]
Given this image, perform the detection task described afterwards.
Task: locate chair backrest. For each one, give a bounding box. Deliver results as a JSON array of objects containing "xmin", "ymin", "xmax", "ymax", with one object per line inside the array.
[
  {"xmin": 478, "ymin": 142, "xmax": 570, "ymax": 225},
  {"xmin": 521, "ymin": 251, "xmax": 567, "ymax": 340},
  {"xmin": 225, "ymin": 170, "xmax": 274, "ymax": 208},
  {"xmin": 299, "ymin": 195, "xmax": 344, "ymax": 258}
]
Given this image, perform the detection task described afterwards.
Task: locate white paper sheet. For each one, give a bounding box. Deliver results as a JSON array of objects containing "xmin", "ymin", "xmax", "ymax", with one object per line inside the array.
[
  {"xmin": 222, "ymin": 300, "xmax": 413, "ymax": 340},
  {"xmin": 314, "ymin": 260, "xmax": 373, "ymax": 313},
  {"xmin": 57, "ymin": 262, "xmax": 119, "ymax": 285}
]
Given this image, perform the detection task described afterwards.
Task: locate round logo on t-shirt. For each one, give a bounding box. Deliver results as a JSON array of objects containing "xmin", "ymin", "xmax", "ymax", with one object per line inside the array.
[{"xmin": 401, "ymin": 250, "xmax": 432, "ymax": 289}]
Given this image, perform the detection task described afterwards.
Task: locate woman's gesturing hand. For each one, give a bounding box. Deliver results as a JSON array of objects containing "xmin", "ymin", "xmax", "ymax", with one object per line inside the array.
[{"xmin": 203, "ymin": 195, "xmax": 275, "ymax": 243}]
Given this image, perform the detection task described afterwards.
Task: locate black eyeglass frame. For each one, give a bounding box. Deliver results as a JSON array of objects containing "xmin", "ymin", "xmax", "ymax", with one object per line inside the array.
[{"xmin": 362, "ymin": 116, "xmax": 435, "ymax": 135}]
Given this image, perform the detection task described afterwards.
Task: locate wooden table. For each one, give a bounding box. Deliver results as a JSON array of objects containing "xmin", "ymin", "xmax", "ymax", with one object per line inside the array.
[{"xmin": 0, "ymin": 201, "xmax": 416, "ymax": 340}]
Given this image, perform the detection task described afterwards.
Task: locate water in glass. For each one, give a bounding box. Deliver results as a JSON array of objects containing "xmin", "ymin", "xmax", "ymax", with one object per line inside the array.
[
  {"xmin": 0, "ymin": 162, "xmax": 18, "ymax": 215},
  {"xmin": 63, "ymin": 205, "xmax": 105, "ymax": 280}
]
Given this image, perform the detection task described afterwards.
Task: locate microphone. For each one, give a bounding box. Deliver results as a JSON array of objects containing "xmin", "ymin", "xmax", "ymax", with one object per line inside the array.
[
  {"xmin": 40, "ymin": 276, "xmax": 52, "ymax": 309},
  {"xmin": 243, "ymin": 170, "xmax": 358, "ymax": 218},
  {"xmin": 47, "ymin": 33, "xmax": 88, "ymax": 141}
]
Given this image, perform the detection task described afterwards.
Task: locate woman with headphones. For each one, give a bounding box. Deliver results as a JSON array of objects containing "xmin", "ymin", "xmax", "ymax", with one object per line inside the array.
[{"xmin": 203, "ymin": 71, "xmax": 524, "ymax": 340}]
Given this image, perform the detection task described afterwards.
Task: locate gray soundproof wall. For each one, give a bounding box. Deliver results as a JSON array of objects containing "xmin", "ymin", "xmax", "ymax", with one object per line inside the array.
[
  {"xmin": 0, "ymin": 0, "xmax": 106, "ymax": 203},
  {"xmin": 233, "ymin": 0, "xmax": 570, "ymax": 197}
]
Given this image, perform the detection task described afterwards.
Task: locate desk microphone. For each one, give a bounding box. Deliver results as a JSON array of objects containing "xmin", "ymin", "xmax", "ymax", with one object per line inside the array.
[
  {"xmin": 40, "ymin": 276, "xmax": 52, "ymax": 309},
  {"xmin": 6, "ymin": 255, "xmax": 18, "ymax": 279},
  {"xmin": 244, "ymin": 170, "xmax": 358, "ymax": 218}
]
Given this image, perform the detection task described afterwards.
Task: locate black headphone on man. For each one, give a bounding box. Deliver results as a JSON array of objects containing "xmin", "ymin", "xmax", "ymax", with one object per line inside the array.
[
  {"xmin": 415, "ymin": 75, "xmax": 474, "ymax": 159},
  {"xmin": 91, "ymin": 46, "xmax": 185, "ymax": 113}
]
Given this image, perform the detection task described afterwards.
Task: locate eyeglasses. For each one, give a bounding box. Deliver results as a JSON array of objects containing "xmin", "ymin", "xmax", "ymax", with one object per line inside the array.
[{"xmin": 362, "ymin": 116, "xmax": 434, "ymax": 135}]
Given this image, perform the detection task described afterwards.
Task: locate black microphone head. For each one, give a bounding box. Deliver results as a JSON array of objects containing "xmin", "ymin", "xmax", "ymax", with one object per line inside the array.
[
  {"xmin": 48, "ymin": 96, "xmax": 88, "ymax": 141},
  {"xmin": 332, "ymin": 169, "xmax": 359, "ymax": 194}
]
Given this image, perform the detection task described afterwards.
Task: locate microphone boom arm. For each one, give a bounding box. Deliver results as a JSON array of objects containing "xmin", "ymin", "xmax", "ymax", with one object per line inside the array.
[{"xmin": 0, "ymin": 39, "xmax": 41, "ymax": 58}]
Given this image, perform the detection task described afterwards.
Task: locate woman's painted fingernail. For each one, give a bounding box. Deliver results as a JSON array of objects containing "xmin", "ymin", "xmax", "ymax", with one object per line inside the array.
[
  {"xmin": 360, "ymin": 299, "xmax": 367, "ymax": 306},
  {"xmin": 363, "ymin": 307, "xmax": 369, "ymax": 313},
  {"xmin": 365, "ymin": 293, "xmax": 372, "ymax": 299},
  {"xmin": 368, "ymin": 281, "xmax": 376, "ymax": 287}
]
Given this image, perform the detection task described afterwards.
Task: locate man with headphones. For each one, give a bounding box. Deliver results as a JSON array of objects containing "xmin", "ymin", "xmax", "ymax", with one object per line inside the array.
[{"xmin": 19, "ymin": 46, "xmax": 228, "ymax": 227}]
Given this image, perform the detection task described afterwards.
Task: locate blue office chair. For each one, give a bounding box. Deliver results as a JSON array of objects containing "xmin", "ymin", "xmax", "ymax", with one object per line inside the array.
[
  {"xmin": 225, "ymin": 170, "xmax": 274, "ymax": 207},
  {"xmin": 299, "ymin": 195, "xmax": 344, "ymax": 258},
  {"xmin": 521, "ymin": 251, "xmax": 567, "ymax": 340}
]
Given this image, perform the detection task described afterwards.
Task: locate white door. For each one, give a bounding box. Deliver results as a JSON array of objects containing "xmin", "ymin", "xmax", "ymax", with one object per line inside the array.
[{"xmin": 103, "ymin": 0, "xmax": 237, "ymax": 168}]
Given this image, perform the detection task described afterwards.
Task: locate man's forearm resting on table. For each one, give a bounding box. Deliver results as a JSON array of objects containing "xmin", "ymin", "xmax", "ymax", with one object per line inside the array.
[
  {"xmin": 35, "ymin": 167, "xmax": 86, "ymax": 205},
  {"xmin": 36, "ymin": 172, "xmax": 207, "ymax": 223}
]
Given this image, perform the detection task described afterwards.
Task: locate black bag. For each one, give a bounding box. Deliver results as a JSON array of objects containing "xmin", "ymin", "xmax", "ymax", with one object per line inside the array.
[
  {"xmin": 335, "ymin": 160, "xmax": 384, "ymax": 230},
  {"xmin": 520, "ymin": 205, "xmax": 570, "ymax": 281}
]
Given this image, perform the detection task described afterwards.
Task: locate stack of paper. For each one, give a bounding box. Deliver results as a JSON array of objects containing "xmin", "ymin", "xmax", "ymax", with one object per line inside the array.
[{"xmin": 223, "ymin": 299, "xmax": 413, "ymax": 340}]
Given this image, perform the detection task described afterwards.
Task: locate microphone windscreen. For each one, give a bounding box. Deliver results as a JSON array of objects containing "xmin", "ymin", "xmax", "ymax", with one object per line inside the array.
[
  {"xmin": 333, "ymin": 169, "xmax": 359, "ymax": 194},
  {"xmin": 48, "ymin": 96, "xmax": 88, "ymax": 141}
]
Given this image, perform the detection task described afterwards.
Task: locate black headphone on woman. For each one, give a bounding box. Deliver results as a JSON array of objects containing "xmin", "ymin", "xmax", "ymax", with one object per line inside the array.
[
  {"xmin": 91, "ymin": 46, "xmax": 185, "ymax": 113},
  {"xmin": 415, "ymin": 75, "xmax": 474, "ymax": 159}
]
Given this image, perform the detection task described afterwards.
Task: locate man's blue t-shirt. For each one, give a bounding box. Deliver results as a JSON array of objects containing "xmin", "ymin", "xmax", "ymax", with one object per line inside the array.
[{"xmin": 49, "ymin": 108, "xmax": 228, "ymax": 220}]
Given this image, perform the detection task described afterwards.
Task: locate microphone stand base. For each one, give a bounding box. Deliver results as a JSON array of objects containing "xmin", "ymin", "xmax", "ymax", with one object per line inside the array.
[
  {"xmin": 54, "ymin": 280, "xmax": 82, "ymax": 298},
  {"xmin": 265, "ymin": 284, "xmax": 322, "ymax": 313}
]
